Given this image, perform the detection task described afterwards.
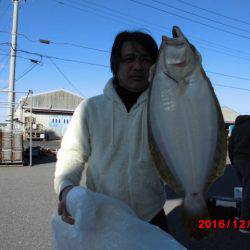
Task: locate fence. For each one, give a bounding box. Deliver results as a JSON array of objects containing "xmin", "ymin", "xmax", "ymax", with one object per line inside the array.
[
  {"xmin": 0, "ymin": 89, "xmax": 33, "ymax": 166},
  {"xmin": 0, "ymin": 128, "xmax": 23, "ymax": 163}
]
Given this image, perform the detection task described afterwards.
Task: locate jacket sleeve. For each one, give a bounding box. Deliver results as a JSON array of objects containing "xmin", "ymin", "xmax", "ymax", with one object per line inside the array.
[{"xmin": 54, "ymin": 100, "xmax": 91, "ymax": 195}]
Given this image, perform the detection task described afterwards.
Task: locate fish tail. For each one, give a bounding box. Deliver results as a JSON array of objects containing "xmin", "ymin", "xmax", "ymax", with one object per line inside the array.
[{"xmin": 182, "ymin": 193, "xmax": 212, "ymax": 240}]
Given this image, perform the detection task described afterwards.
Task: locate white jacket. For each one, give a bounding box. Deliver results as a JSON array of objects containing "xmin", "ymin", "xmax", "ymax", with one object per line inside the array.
[{"xmin": 54, "ymin": 79, "xmax": 166, "ymax": 221}]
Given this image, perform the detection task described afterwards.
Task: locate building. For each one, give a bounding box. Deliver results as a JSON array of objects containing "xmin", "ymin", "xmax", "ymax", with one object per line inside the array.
[
  {"xmin": 15, "ymin": 89, "xmax": 84, "ymax": 139},
  {"xmin": 14, "ymin": 89, "xmax": 240, "ymax": 140},
  {"xmin": 221, "ymin": 106, "xmax": 240, "ymax": 125},
  {"xmin": 221, "ymin": 106, "xmax": 240, "ymax": 136}
]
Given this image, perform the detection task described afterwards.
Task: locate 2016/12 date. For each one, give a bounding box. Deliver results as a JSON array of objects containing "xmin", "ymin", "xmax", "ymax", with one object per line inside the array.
[{"xmin": 198, "ymin": 219, "xmax": 250, "ymax": 229}]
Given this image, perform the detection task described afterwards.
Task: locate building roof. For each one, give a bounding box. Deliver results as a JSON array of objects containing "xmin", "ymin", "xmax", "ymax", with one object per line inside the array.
[
  {"xmin": 16, "ymin": 89, "xmax": 240, "ymax": 123},
  {"xmin": 18, "ymin": 89, "xmax": 84, "ymax": 111},
  {"xmin": 221, "ymin": 106, "xmax": 240, "ymax": 123}
]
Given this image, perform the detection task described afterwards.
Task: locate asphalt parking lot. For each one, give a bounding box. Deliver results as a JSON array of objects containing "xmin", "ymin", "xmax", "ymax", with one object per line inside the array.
[{"xmin": 0, "ymin": 157, "xmax": 250, "ymax": 250}]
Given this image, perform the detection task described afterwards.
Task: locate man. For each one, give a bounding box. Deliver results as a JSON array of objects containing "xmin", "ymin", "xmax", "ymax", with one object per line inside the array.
[
  {"xmin": 54, "ymin": 31, "xmax": 168, "ymax": 232},
  {"xmin": 228, "ymin": 115, "xmax": 250, "ymax": 234}
]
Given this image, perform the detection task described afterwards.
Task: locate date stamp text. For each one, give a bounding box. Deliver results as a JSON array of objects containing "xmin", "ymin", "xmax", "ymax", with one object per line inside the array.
[{"xmin": 198, "ymin": 219, "xmax": 250, "ymax": 229}]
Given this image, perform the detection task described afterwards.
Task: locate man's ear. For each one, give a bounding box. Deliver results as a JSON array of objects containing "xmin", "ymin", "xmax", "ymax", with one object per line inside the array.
[{"xmin": 148, "ymin": 64, "xmax": 156, "ymax": 83}]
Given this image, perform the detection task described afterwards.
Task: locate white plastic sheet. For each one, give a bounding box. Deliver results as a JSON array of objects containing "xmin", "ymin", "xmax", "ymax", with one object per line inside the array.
[{"xmin": 51, "ymin": 187, "xmax": 186, "ymax": 250}]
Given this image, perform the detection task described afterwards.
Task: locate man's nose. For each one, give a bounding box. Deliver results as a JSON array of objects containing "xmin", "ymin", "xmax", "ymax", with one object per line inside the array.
[{"xmin": 132, "ymin": 58, "xmax": 144, "ymax": 69}]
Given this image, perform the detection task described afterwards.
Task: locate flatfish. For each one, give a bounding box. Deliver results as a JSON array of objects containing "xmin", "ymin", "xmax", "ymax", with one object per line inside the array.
[{"xmin": 148, "ymin": 26, "xmax": 227, "ymax": 239}]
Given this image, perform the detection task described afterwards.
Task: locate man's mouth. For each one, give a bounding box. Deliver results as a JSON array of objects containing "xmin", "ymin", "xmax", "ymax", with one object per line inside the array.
[{"xmin": 130, "ymin": 75, "xmax": 144, "ymax": 80}]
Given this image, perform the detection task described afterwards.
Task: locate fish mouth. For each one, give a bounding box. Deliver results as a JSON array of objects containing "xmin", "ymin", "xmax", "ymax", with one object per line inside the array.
[
  {"xmin": 172, "ymin": 26, "xmax": 180, "ymax": 38},
  {"xmin": 162, "ymin": 26, "xmax": 185, "ymax": 44}
]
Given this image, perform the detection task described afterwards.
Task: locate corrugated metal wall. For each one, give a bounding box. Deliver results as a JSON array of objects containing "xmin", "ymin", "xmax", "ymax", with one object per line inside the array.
[{"xmin": 21, "ymin": 90, "xmax": 83, "ymax": 110}]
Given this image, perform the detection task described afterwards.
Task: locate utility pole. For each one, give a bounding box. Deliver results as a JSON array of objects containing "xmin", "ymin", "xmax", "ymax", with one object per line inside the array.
[{"xmin": 7, "ymin": 0, "xmax": 19, "ymax": 130}]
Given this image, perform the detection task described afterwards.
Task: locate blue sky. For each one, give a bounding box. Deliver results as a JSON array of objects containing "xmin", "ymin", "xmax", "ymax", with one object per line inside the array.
[{"xmin": 0, "ymin": 0, "xmax": 250, "ymax": 122}]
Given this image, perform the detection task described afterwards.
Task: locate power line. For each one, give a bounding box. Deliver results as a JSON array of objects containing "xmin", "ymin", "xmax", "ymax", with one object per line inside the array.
[
  {"xmin": 197, "ymin": 44, "xmax": 250, "ymax": 62},
  {"xmin": 190, "ymin": 37, "xmax": 250, "ymax": 57},
  {"xmin": 16, "ymin": 49, "xmax": 109, "ymax": 68},
  {"xmin": 48, "ymin": 57, "xmax": 84, "ymax": 97},
  {"xmin": 74, "ymin": 0, "xmax": 162, "ymax": 34},
  {"xmin": 79, "ymin": 0, "xmax": 165, "ymax": 30},
  {"xmin": 0, "ymin": 52, "xmax": 39, "ymax": 61},
  {"xmin": 70, "ymin": 0, "xmax": 250, "ymax": 57},
  {"xmin": 13, "ymin": 49, "xmax": 250, "ymax": 83},
  {"xmin": 2, "ymin": 1, "xmax": 250, "ymax": 64},
  {"xmin": 0, "ymin": 56, "xmax": 10, "ymax": 74},
  {"xmin": 214, "ymin": 83, "xmax": 250, "ymax": 92},
  {"xmin": 173, "ymin": 0, "xmax": 250, "ymax": 26},
  {"xmin": 54, "ymin": 0, "xmax": 134, "ymax": 28},
  {"xmin": 1, "ymin": 59, "xmax": 250, "ymax": 94},
  {"xmin": 0, "ymin": 2, "xmax": 11, "ymax": 29},
  {"xmin": 57, "ymin": 1, "xmax": 250, "ymax": 61},
  {"xmin": 77, "ymin": 0, "xmax": 250, "ymax": 57},
  {"xmin": 54, "ymin": 1, "xmax": 250, "ymax": 56},
  {"xmin": 150, "ymin": 0, "xmax": 250, "ymax": 34},
  {"xmin": 1, "ymin": 41, "xmax": 110, "ymax": 67},
  {"xmin": 2, "ymin": 10, "xmax": 250, "ymax": 61},
  {"xmin": 2, "ymin": 43, "xmax": 250, "ymax": 85},
  {"xmin": 3, "ymin": 42, "xmax": 250, "ymax": 87},
  {"xmin": 129, "ymin": 0, "xmax": 250, "ymax": 41},
  {"xmin": 49, "ymin": 1, "xmax": 250, "ymax": 59},
  {"xmin": 16, "ymin": 32, "xmax": 38, "ymax": 43},
  {"xmin": 0, "ymin": 30, "xmax": 37, "ymax": 43},
  {"xmin": 0, "ymin": 31, "xmax": 110, "ymax": 53},
  {"xmin": 43, "ymin": 40, "xmax": 110, "ymax": 53},
  {"xmin": 15, "ymin": 63, "xmax": 40, "ymax": 82},
  {"xmin": 207, "ymin": 71, "xmax": 250, "ymax": 82},
  {"xmin": 0, "ymin": 42, "xmax": 11, "ymax": 45}
]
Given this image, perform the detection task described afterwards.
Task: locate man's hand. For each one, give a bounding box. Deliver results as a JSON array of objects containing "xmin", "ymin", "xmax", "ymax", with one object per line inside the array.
[{"xmin": 58, "ymin": 186, "xmax": 75, "ymax": 225}]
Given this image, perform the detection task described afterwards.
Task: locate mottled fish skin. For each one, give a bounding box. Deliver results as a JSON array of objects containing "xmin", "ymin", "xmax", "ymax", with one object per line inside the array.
[{"xmin": 148, "ymin": 26, "xmax": 227, "ymax": 238}]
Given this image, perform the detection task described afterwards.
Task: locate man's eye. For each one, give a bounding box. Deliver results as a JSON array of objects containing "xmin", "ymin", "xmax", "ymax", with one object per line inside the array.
[
  {"xmin": 123, "ymin": 57, "xmax": 134, "ymax": 63},
  {"xmin": 141, "ymin": 57, "xmax": 151, "ymax": 63}
]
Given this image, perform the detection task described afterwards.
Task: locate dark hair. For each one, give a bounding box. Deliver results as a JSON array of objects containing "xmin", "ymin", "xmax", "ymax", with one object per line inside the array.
[
  {"xmin": 110, "ymin": 31, "xmax": 158, "ymax": 77},
  {"xmin": 235, "ymin": 115, "xmax": 250, "ymax": 125}
]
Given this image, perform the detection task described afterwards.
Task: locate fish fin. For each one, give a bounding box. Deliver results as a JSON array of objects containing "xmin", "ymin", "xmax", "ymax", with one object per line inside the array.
[
  {"xmin": 182, "ymin": 193, "xmax": 212, "ymax": 240},
  {"xmin": 202, "ymin": 68, "xmax": 228, "ymax": 192}
]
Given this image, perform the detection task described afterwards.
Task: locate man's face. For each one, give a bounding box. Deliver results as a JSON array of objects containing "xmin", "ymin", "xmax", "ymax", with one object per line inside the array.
[{"xmin": 117, "ymin": 41, "xmax": 154, "ymax": 93}]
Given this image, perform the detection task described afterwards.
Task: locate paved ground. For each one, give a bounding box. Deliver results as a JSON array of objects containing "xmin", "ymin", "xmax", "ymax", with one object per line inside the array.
[
  {"xmin": 165, "ymin": 165, "xmax": 250, "ymax": 249},
  {"xmin": 0, "ymin": 162, "xmax": 57, "ymax": 250},
  {"xmin": 0, "ymin": 157, "xmax": 249, "ymax": 250}
]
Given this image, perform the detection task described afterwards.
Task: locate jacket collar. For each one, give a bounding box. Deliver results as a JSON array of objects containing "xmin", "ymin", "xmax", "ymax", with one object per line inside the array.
[{"xmin": 103, "ymin": 78, "xmax": 149, "ymax": 108}]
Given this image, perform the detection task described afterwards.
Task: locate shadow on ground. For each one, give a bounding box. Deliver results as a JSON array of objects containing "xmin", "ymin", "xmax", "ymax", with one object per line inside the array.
[
  {"xmin": 23, "ymin": 151, "xmax": 57, "ymax": 166},
  {"xmin": 22, "ymin": 139, "xmax": 60, "ymax": 166}
]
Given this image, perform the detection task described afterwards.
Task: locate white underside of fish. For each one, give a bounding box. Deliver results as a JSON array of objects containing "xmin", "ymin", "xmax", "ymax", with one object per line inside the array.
[
  {"xmin": 150, "ymin": 68, "xmax": 218, "ymax": 194},
  {"xmin": 148, "ymin": 26, "xmax": 227, "ymax": 239}
]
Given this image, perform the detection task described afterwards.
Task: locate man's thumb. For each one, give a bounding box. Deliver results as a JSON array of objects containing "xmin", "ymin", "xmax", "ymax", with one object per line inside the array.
[
  {"xmin": 58, "ymin": 201, "xmax": 63, "ymax": 215},
  {"xmin": 148, "ymin": 64, "xmax": 156, "ymax": 83}
]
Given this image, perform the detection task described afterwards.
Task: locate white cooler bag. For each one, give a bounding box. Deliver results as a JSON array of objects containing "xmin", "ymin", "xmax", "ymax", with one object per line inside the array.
[{"xmin": 51, "ymin": 187, "xmax": 186, "ymax": 250}]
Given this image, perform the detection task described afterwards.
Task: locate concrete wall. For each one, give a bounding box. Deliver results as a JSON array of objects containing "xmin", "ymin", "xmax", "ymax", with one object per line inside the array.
[
  {"xmin": 21, "ymin": 112, "xmax": 73, "ymax": 139},
  {"xmin": 14, "ymin": 89, "xmax": 84, "ymax": 139}
]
